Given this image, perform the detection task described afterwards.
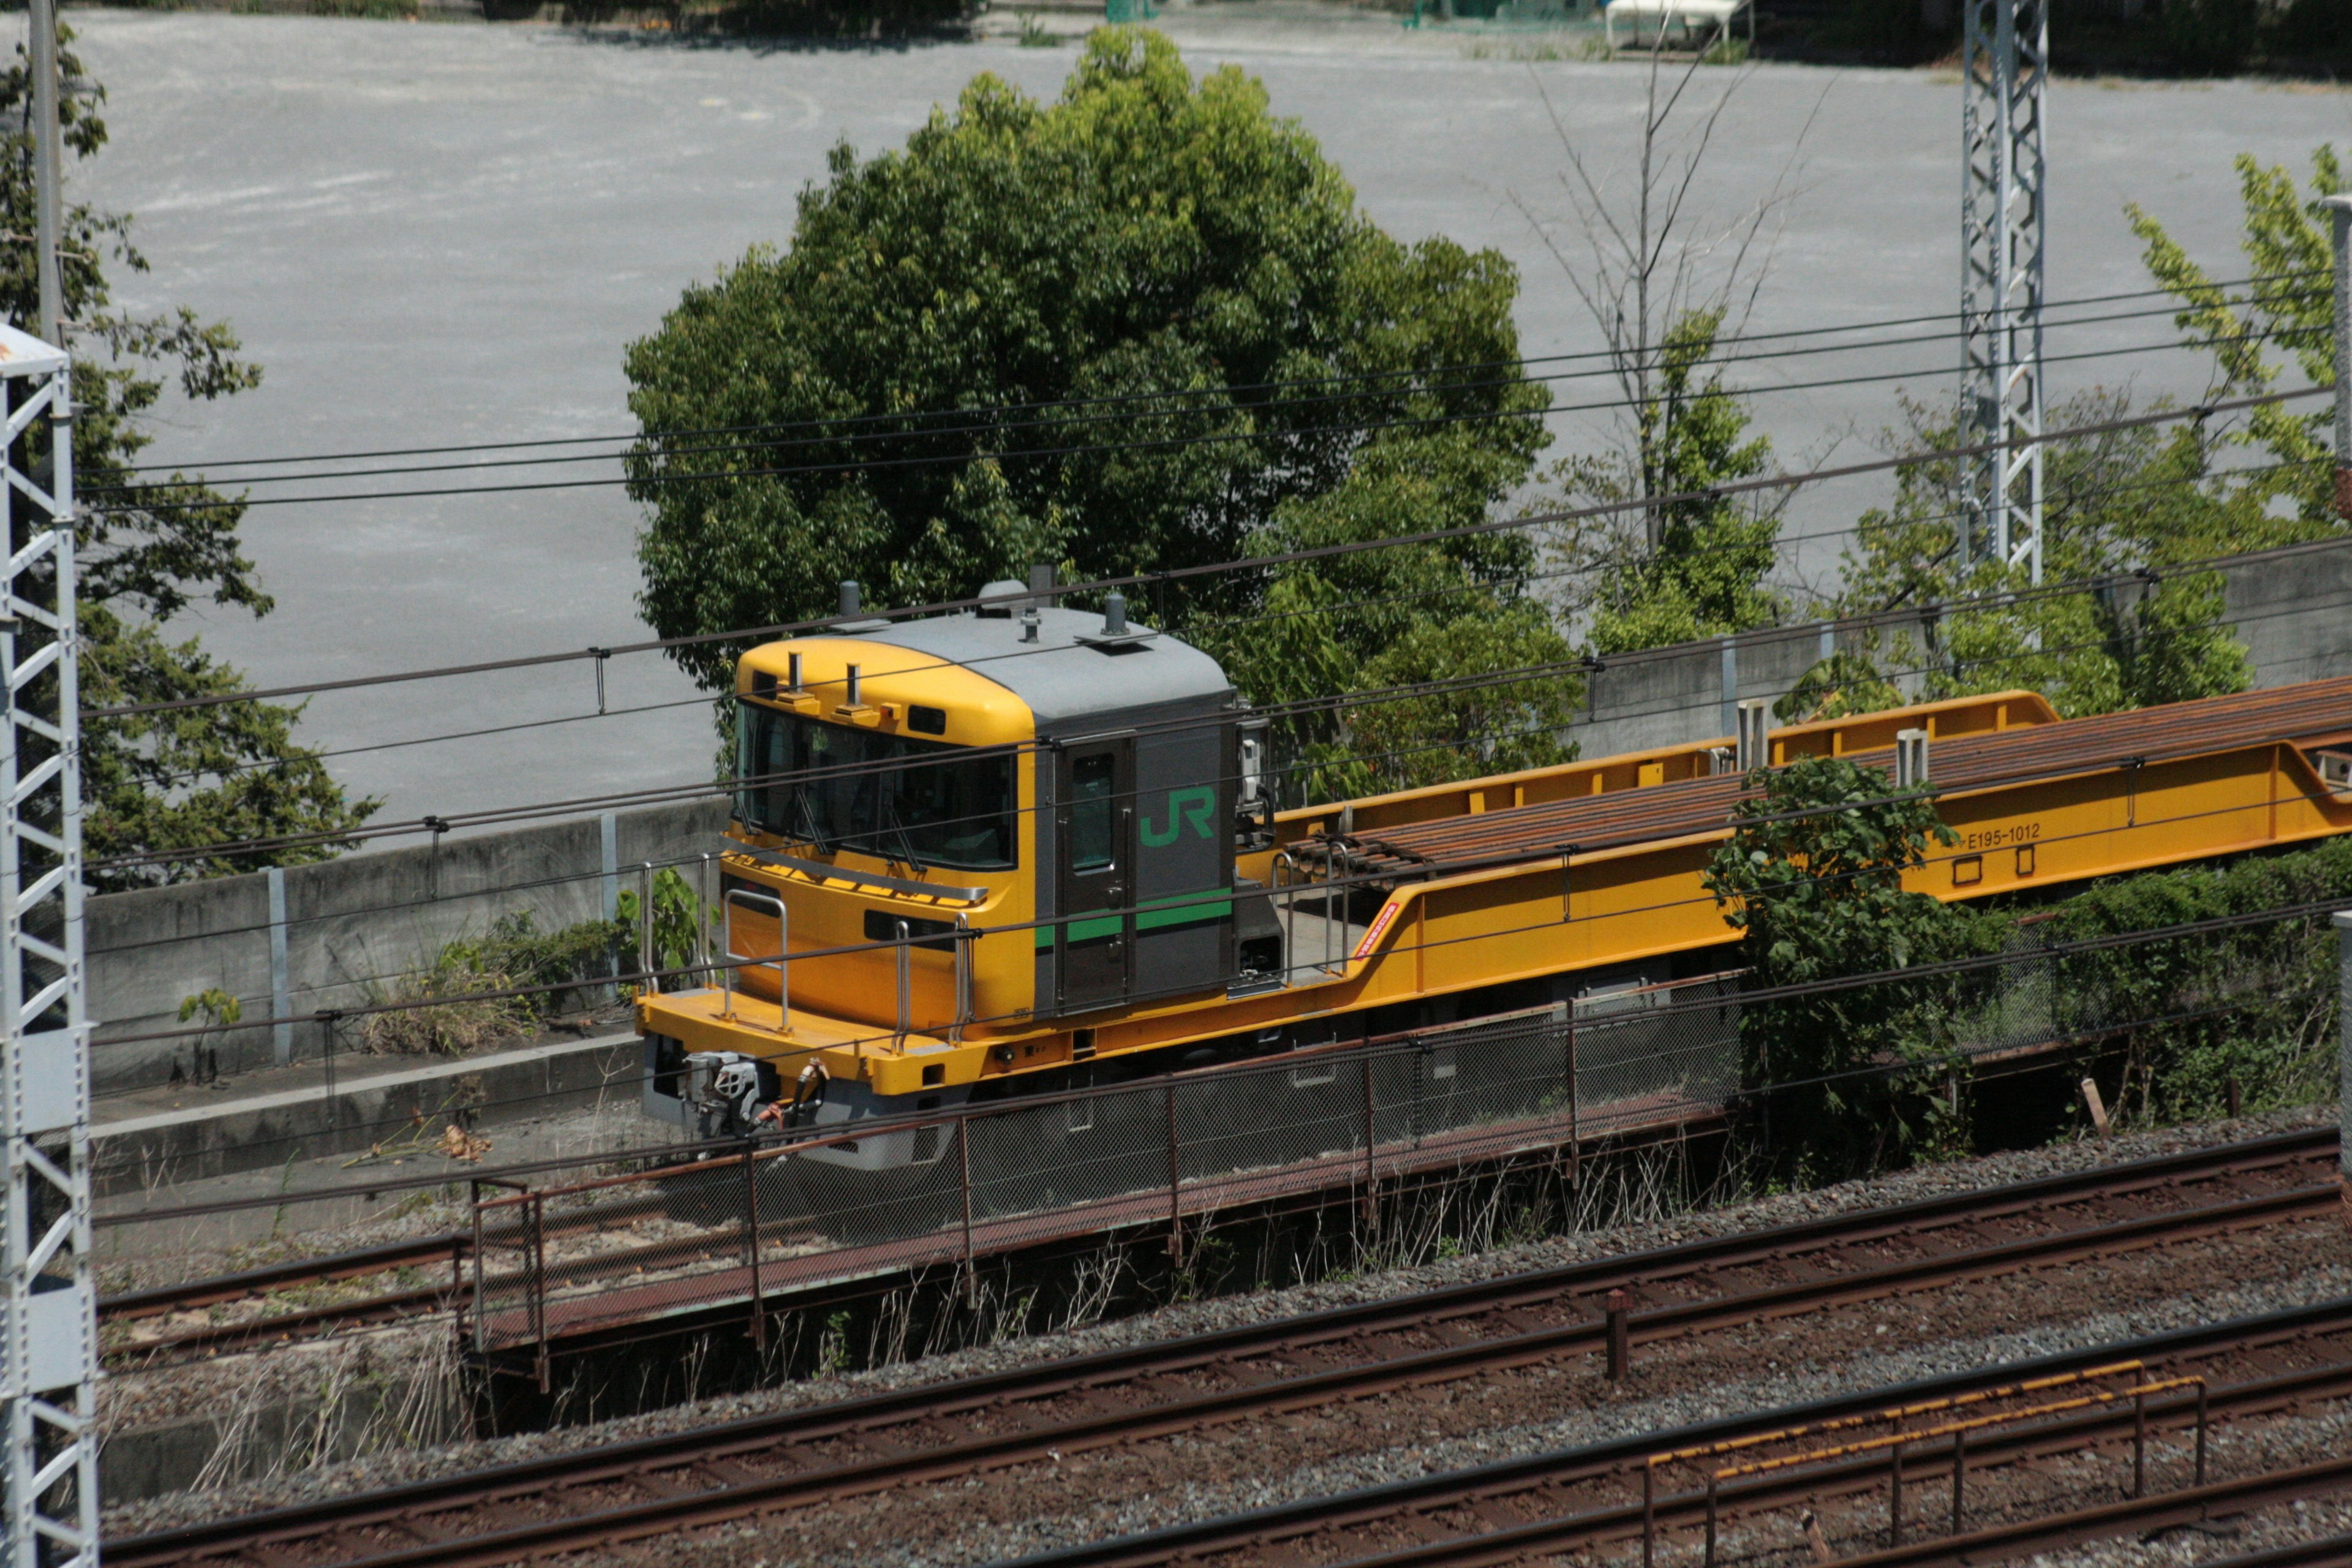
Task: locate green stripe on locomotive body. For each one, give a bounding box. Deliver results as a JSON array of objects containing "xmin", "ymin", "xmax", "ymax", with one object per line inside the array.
[
  {"xmin": 1139, "ymin": 896, "xmax": 1232, "ymax": 932},
  {"xmin": 1034, "ymin": 891, "xmax": 1235, "ymax": 949}
]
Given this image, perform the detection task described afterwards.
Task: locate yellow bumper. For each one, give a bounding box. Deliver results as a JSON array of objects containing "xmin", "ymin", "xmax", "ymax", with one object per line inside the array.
[{"xmin": 634, "ymin": 986, "xmax": 968, "ymax": 1096}]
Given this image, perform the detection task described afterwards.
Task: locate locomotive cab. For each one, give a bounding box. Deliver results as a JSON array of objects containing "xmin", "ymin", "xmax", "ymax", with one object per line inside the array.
[{"xmin": 639, "ymin": 579, "xmax": 1261, "ymax": 1155}]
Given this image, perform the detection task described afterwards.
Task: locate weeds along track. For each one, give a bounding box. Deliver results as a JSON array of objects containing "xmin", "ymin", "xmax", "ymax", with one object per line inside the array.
[
  {"xmin": 100, "ymin": 1125, "xmax": 2337, "ymax": 1365},
  {"xmin": 105, "ymin": 1128, "xmax": 2340, "ymax": 1568}
]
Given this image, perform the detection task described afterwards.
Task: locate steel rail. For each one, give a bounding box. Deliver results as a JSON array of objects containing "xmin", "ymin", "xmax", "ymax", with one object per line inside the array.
[
  {"xmin": 107, "ymin": 1280, "xmax": 457, "ymax": 1362},
  {"xmin": 1827, "ymin": 1452, "xmax": 2352, "ymax": 1568},
  {"xmin": 1267, "ymin": 1363, "xmax": 2352, "ymax": 1568},
  {"xmin": 1012, "ymin": 1294, "xmax": 2352, "ymax": 1568},
  {"xmin": 105, "ymin": 1194, "xmax": 757, "ymax": 1362},
  {"xmin": 103, "ymin": 1234, "xmax": 469, "ymax": 1322},
  {"xmin": 2197, "ymin": 1531, "xmax": 2352, "ymax": 1568},
  {"xmin": 104, "ymin": 1129, "xmax": 2337, "ymax": 1568}
]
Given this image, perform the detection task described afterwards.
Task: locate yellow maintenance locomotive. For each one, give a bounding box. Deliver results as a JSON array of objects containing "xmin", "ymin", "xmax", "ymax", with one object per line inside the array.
[{"xmin": 638, "ymin": 575, "xmax": 2352, "ymax": 1159}]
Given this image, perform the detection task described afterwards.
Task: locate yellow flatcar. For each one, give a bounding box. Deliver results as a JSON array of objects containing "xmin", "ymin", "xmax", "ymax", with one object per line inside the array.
[{"xmin": 636, "ymin": 578, "xmax": 2352, "ymax": 1158}]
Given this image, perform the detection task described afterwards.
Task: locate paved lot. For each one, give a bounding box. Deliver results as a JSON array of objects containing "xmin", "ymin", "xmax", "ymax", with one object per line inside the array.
[{"xmin": 60, "ymin": 6, "xmax": 2351, "ymax": 825}]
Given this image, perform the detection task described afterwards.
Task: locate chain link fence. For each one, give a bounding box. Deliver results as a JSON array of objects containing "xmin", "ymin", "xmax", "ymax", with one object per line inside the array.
[
  {"xmin": 462, "ymin": 894, "xmax": 2351, "ymax": 1366},
  {"xmin": 469, "ymin": 974, "xmax": 1740, "ymax": 1360}
]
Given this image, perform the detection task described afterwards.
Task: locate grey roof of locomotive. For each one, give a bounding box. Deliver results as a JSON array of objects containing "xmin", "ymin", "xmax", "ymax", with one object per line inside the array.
[{"xmin": 853, "ymin": 605, "xmax": 1235, "ymax": 733}]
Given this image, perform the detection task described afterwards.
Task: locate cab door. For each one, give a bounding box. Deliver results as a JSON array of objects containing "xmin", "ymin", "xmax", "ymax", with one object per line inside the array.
[{"xmin": 1056, "ymin": 737, "xmax": 1134, "ymax": 1012}]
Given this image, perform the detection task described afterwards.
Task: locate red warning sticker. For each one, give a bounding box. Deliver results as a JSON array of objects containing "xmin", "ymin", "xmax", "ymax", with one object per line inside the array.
[{"xmin": 1351, "ymin": 900, "xmax": 1402, "ymax": 962}]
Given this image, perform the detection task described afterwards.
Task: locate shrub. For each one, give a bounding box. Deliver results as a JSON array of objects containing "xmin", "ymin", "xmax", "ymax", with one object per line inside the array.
[
  {"xmin": 361, "ymin": 910, "xmax": 628, "ymax": 1055},
  {"xmin": 1704, "ymin": 756, "xmax": 2004, "ymax": 1182},
  {"xmin": 2048, "ymin": 837, "xmax": 2352, "ymax": 1121}
]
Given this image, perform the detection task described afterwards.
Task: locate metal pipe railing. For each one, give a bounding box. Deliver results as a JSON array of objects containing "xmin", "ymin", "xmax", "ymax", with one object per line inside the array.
[
  {"xmin": 1322, "ymin": 841, "xmax": 1340, "ymax": 974},
  {"xmin": 1273, "ymin": 848, "xmax": 1300, "ymax": 986},
  {"xmin": 951, "ymin": 914, "xmax": 973, "ymax": 1043},
  {"xmin": 894, "ymin": 917, "xmax": 913, "ymax": 1046},
  {"xmin": 698, "ymin": 852, "xmax": 716, "ymax": 984},
  {"xmin": 1271, "ymin": 846, "xmax": 1348, "ymax": 982},
  {"xmin": 636, "ymin": 862, "xmax": 655, "ymax": 995},
  {"xmin": 721, "ymin": 887, "xmax": 789, "ymax": 1031}
]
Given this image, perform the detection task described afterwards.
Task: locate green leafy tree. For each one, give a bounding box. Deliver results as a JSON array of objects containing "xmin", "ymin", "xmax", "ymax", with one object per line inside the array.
[
  {"xmin": 625, "ymin": 28, "xmax": 1551, "ymax": 713},
  {"xmin": 1193, "ymin": 434, "xmax": 1580, "ymax": 802},
  {"xmin": 1703, "ymin": 755, "xmax": 1992, "ymax": 1181},
  {"xmin": 2127, "ymin": 145, "xmax": 2344, "ymax": 530},
  {"xmin": 1511, "ymin": 45, "xmax": 1803, "ymax": 662},
  {"xmin": 1795, "ymin": 149, "xmax": 2348, "ymax": 728},
  {"xmin": 1544, "ymin": 309, "xmax": 1786, "ymax": 655},
  {"xmin": 1817, "ymin": 386, "xmax": 2283, "ymax": 722},
  {"xmin": 0, "ymin": 31, "xmax": 374, "ymax": 889},
  {"xmin": 1774, "ymin": 647, "xmax": 1907, "ymax": 724},
  {"xmin": 617, "ymin": 866, "xmax": 719, "ymax": 976}
]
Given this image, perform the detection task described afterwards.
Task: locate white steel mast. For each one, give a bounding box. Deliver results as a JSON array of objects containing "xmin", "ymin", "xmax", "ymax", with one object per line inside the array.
[
  {"xmin": 0, "ymin": 317, "xmax": 94, "ymax": 1564},
  {"xmin": 1961, "ymin": 0, "xmax": 2048, "ymax": 584}
]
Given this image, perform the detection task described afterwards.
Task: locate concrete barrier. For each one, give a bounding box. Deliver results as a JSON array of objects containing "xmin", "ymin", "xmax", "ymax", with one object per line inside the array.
[
  {"xmin": 90, "ymin": 799, "xmax": 728, "ymax": 1097},
  {"xmin": 91, "ymin": 1030, "xmax": 641, "ymax": 1195},
  {"xmin": 1570, "ymin": 534, "xmax": 2352, "ymax": 758}
]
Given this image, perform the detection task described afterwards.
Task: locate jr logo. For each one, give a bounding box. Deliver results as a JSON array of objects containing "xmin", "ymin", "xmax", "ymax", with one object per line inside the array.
[{"xmin": 1140, "ymin": 786, "xmax": 1218, "ymax": 847}]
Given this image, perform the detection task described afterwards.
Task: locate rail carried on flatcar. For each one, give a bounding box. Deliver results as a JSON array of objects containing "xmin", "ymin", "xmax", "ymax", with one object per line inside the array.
[{"xmin": 637, "ymin": 573, "xmax": 2352, "ymax": 1153}]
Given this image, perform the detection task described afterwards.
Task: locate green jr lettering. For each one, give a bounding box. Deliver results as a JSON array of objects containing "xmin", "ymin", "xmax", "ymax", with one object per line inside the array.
[{"xmin": 1140, "ymin": 786, "xmax": 1217, "ymax": 847}]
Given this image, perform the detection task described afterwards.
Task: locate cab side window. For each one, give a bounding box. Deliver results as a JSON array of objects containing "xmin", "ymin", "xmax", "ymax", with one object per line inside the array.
[{"xmin": 1070, "ymin": 753, "xmax": 1117, "ymax": 872}]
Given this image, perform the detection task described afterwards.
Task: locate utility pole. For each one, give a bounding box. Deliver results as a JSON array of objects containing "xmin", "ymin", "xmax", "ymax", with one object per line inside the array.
[
  {"xmin": 0, "ymin": 315, "xmax": 92, "ymax": 1566},
  {"xmin": 26, "ymin": 0, "xmax": 63, "ymax": 349},
  {"xmin": 2325, "ymin": 195, "xmax": 2351, "ymax": 523},
  {"xmin": 1959, "ymin": 0, "xmax": 2047, "ymax": 584}
]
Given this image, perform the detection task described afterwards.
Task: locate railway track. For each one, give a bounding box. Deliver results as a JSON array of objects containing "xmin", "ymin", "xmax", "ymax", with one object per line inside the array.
[
  {"xmin": 1012, "ymin": 1291, "xmax": 2352, "ymax": 1568},
  {"xmin": 2203, "ymin": 1532, "xmax": 2352, "ymax": 1568},
  {"xmin": 108, "ymin": 1163, "xmax": 783, "ymax": 1362},
  {"xmin": 1826, "ymin": 1454, "xmax": 2352, "ymax": 1568},
  {"xmin": 102, "ymin": 1234, "xmax": 472, "ymax": 1360},
  {"xmin": 1107, "ymin": 1329, "xmax": 2352, "ymax": 1568},
  {"xmin": 1276, "ymin": 1444, "xmax": 2352, "ymax": 1568},
  {"xmin": 108, "ymin": 1128, "xmax": 2339, "ymax": 1568}
]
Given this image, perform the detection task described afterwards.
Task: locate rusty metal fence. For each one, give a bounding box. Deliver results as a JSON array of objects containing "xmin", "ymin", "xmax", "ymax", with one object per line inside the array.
[
  {"xmin": 466, "ymin": 974, "xmax": 1741, "ymax": 1363},
  {"xmin": 450, "ymin": 885, "xmax": 2352, "ymax": 1371}
]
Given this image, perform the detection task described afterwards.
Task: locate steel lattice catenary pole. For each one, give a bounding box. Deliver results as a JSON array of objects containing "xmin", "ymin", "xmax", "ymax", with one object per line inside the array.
[
  {"xmin": 0, "ymin": 326, "xmax": 95, "ymax": 1568},
  {"xmin": 1961, "ymin": 0, "xmax": 2048, "ymax": 585}
]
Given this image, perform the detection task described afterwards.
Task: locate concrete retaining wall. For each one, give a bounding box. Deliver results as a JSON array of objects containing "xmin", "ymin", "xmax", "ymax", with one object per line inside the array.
[
  {"xmin": 1570, "ymin": 536, "xmax": 2352, "ymax": 758},
  {"xmin": 102, "ymin": 1372, "xmax": 461, "ymax": 1508},
  {"xmin": 91, "ymin": 799, "xmax": 728, "ymax": 1097},
  {"xmin": 91, "ymin": 1031, "xmax": 641, "ymax": 1195}
]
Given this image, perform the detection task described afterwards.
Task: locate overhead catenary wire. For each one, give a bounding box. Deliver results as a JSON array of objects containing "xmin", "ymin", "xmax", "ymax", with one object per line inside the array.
[
  {"xmin": 80, "ymin": 978, "xmax": 2242, "ymax": 1214},
  {"xmin": 85, "ymin": 288, "xmax": 2326, "ymax": 500},
  {"xmin": 83, "ymin": 383, "xmax": 2333, "ymax": 725},
  {"xmin": 96, "ymin": 551, "xmax": 2352, "ymax": 974},
  {"xmin": 128, "ymin": 448, "xmax": 2326, "ymax": 796},
  {"xmin": 83, "ymin": 543, "xmax": 2352, "ymax": 893},
  {"xmin": 88, "ymin": 778, "xmax": 2352, "ymax": 1062},
  {"xmin": 78, "ymin": 977, "xmax": 2257, "ymax": 1191},
  {"xmin": 107, "ymin": 267, "xmax": 2326, "ymax": 480},
  {"xmin": 80, "ymin": 321, "xmax": 2318, "ymax": 519},
  {"xmin": 83, "ymin": 504, "xmax": 2352, "ymax": 876}
]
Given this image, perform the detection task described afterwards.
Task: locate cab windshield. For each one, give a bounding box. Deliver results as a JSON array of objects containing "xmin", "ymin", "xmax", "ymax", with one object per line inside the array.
[{"xmin": 735, "ymin": 702, "xmax": 1017, "ymax": 871}]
